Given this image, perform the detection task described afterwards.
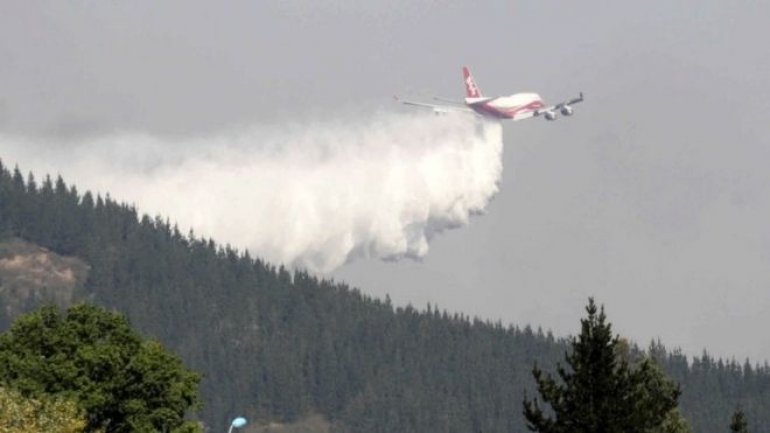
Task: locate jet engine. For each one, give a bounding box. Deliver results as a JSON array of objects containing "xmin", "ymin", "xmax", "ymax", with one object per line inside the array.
[
  {"xmin": 560, "ymin": 105, "xmax": 574, "ymax": 116},
  {"xmin": 544, "ymin": 110, "xmax": 558, "ymax": 121}
]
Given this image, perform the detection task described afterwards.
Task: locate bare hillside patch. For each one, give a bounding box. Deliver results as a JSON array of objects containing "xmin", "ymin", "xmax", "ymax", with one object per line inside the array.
[{"xmin": 0, "ymin": 238, "xmax": 89, "ymax": 321}]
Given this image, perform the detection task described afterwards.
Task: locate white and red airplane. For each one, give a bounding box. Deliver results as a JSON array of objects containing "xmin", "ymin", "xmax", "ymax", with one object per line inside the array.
[{"xmin": 398, "ymin": 66, "xmax": 584, "ymax": 121}]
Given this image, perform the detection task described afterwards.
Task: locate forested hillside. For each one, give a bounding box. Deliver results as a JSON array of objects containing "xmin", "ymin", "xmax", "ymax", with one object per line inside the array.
[{"xmin": 1, "ymin": 158, "xmax": 768, "ymax": 433}]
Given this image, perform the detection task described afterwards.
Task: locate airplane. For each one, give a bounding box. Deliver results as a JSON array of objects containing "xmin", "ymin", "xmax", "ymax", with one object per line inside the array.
[{"xmin": 397, "ymin": 66, "xmax": 584, "ymax": 121}]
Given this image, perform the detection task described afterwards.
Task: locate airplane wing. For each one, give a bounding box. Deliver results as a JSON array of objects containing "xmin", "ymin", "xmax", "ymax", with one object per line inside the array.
[
  {"xmin": 556, "ymin": 92, "xmax": 585, "ymax": 109},
  {"xmin": 395, "ymin": 96, "xmax": 474, "ymax": 114},
  {"xmin": 533, "ymin": 92, "xmax": 585, "ymax": 118},
  {"xmin": 432, "ymin": 96, "xmax": 466, "ymax": 106}
]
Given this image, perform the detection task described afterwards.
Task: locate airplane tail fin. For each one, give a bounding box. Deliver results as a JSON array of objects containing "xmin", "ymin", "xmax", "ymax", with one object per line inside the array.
[{"xmin": 463, "ymin": 66, "xmax": 482, "ymax": 98}]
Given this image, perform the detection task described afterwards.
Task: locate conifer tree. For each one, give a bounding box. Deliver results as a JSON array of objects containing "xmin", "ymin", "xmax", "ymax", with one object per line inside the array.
[
  {"xmin": 523, "ymin": 298, "xmax": 681, "ymax": 433},
  {"xmin": 730, "ymin": 409, "xmax": 749, "ymax": 433}
]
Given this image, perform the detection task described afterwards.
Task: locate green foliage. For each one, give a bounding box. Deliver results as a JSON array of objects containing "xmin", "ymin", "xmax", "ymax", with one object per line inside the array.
[
  {"xmin": 730, "ymin": 409, "xmax": 749, "ymax": 433},
  {"xmin": 0, "ymin": 304, "xmax": 201, "ymax": 433},
  {"xmin": 523, "ymin": 298, "xmax": 680, "ymax": 433},
  {"xmin": 0, "ymin": 386, "xmax": 89, "ymax": 433},
  {"xmin": 649, "ymin": 408, "xmax": 692, "ymax": 433}
]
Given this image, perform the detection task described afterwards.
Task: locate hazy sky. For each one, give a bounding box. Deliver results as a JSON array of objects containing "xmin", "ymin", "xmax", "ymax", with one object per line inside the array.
[{"xmin": 2, "ymin": 1, "xmax": 770, "ymax": 362}]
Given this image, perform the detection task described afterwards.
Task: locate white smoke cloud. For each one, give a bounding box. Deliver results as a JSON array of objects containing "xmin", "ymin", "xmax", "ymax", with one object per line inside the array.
[{"xmin": 1, "ymin": 112, "xmax": 503, "ymax": 272}]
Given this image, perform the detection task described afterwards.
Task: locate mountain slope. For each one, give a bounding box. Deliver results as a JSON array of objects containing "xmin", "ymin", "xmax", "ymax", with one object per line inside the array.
[{"xmin": 1, "ymin": 159, "xmax": 768, "ymax": 433}]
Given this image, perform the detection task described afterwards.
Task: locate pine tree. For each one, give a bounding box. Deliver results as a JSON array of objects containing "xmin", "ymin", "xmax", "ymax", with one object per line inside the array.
[
  {"xmin": 730, "ymin": 409, "xmax": 749, "ymax": 433},
  {"xmin": 523, "ymin": 298, "xmax": 681, "ymax": 433}
]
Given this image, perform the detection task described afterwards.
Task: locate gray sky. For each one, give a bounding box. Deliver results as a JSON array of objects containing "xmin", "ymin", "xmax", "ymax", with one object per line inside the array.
[{"xmin": 2, "ymin": 1, "xmax": 770, "ymax": 362}]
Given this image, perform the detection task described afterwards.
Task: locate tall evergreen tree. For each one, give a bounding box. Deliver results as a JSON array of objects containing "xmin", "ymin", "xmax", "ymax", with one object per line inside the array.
[
  {"xmin": 523, "ymin": 298, "xmax": 681, "ymax": 433},
  {"xmin": 730, "ymin": 409, "xmax": 749, "ymax": 433}
]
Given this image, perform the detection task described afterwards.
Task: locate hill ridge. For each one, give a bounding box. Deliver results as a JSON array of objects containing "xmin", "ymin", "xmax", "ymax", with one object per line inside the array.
[{"xmin": 1, "ymin": 159, "xmax": 768, "ymax": 432}]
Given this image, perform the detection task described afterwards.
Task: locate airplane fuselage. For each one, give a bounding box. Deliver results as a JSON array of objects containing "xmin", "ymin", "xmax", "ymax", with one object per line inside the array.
[{"xmin": 465, "ymin": 93, "xmax": 545, "ymax": 120}]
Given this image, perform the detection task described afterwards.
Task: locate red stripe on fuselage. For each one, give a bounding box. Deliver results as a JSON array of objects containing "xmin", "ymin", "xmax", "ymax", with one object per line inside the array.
[{"xmin": 470, "ymin": 100, "xmax": 545, "ymax": 119}]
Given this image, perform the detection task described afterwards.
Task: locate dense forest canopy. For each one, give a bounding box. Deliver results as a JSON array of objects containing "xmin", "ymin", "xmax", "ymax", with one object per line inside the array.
[{"xmin": 0, "ymin": 158, "xmax": 768, "ymax": 432}]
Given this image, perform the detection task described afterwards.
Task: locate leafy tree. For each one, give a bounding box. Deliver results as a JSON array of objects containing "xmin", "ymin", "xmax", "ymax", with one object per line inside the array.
[
  {"xmin": 523, "ymin": 298, "xmax": 681, "ymax": 433},
  {"xmin": 0, "ymin": 304, "xmax": 201, "ymax": 433},
  {"xmin": 0, "ymin": 386, "xmax": 89, "ymax": 433},
  {"xmin": 730, "ymin": 409, "xmax": 749, "ymax": 433}
]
